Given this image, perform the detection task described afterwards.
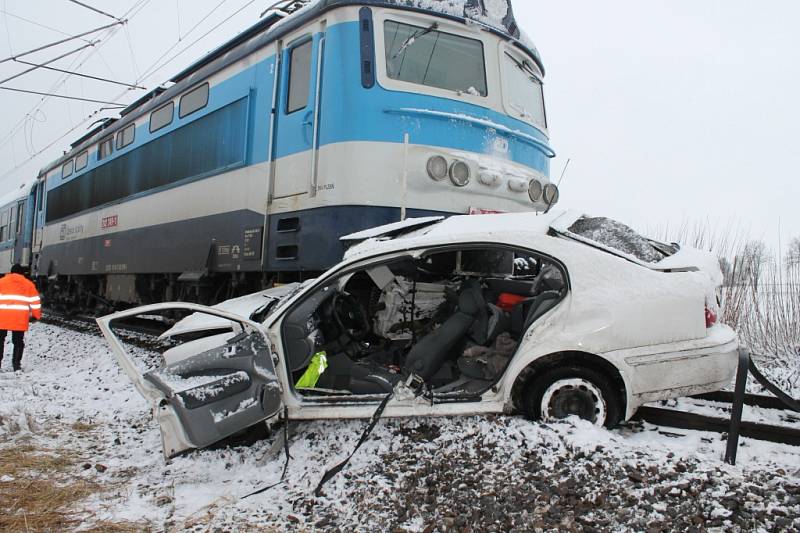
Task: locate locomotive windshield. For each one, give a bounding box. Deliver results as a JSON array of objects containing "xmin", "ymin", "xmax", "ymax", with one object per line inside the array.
[
  {"xmin": 384, "ymin": 20, "xmax": 487, "ymax": 96},
  {"xmin": 504, "ymin": 52, "xmax": 547, "ymax": 130}
]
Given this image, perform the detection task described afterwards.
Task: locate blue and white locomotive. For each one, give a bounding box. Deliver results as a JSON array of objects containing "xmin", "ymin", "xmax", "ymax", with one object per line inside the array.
[{"xmin": 6, "ymin": 0, "xmax": 556, "ymax": 308}]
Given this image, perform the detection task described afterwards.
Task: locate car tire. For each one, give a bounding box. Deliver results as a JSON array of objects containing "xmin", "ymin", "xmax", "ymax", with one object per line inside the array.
[{"xmin": 523, "ymin": 366, "xmax": 622, "ymax": 428}]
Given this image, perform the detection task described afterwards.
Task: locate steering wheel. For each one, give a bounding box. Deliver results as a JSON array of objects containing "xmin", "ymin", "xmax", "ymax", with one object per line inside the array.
[{"xmin": 331, "ymin": 291, "xmax": 371, "ymax": 341}]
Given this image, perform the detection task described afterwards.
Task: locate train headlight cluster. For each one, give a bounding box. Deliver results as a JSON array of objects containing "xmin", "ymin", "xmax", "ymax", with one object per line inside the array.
[
  {"xmin": 449, "ymin": 160, "xmax": 471, "ymax": 187},
  {"xmin": 426, "ymin": 155, "xmax": 472, "ymax": 187},
  {"xmin": 426, "ymin": 154, "xmax": 558, "ymax": 206},
  {"xmin": 426, "ymin": 155, "xmax": 449, "ymax": 181},
  {"xmin": 507, "ymin": 177, "xmax": 528, "ymax": 193},
  {"xmin": 478, "ymin": 170, "xmax": 501, "ymax": 187},
  {"xmin": 528, "ymin": 179, "xmax": 543, "ymax": 202},
  {"xmin": 543, "ymin": 183, "xmax": 560, "ymax": 206}
]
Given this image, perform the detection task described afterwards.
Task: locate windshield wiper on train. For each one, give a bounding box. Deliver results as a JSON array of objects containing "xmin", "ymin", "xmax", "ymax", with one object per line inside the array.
[
  {"xmin": 507, "ymin": 53, "xmax": 538, "ymax": 80},
  {"xmin": 391, "ymin": 22, "xmax": 439, "ymax": 59}
]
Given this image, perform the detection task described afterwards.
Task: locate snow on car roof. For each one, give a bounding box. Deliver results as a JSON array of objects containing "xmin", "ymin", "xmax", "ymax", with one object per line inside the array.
[
  {"xmin": 161, "ymin": 284, "xmax": 301, "ymax": 338},
  {"xmin": 341, "ymin": 216, "xmax": 445, "ymax": 243},
  {"xmin": 343, "ymin": 211, "xmax": 561, "ymax": 258}
]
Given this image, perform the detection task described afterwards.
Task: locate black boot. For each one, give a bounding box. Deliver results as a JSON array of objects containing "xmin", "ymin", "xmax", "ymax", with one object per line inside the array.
[{"xmin": 12, "ymin": 343, "xmax": 23, "ymax": 372}]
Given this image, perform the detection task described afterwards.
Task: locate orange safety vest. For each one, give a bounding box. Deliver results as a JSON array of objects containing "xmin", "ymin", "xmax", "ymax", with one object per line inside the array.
[{"xmin": 0, "ymin": 273, "xmax": 42, "ymax": 331}]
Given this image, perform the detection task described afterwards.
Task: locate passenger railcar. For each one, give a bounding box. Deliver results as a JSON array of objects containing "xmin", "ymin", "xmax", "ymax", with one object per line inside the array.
[
  {"xmin": 8, "ymin": 0, "xmax": 558, "ymax": 310},
  {"xmin": 0, "ymin": 181, "xmax": 37, "ymax": 274}
]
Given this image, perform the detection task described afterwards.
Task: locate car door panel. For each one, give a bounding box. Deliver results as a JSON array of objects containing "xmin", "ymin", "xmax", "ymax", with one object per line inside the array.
[{"xmin": 97, "ymin": 303, "xmax": 282, "ymax": 459}]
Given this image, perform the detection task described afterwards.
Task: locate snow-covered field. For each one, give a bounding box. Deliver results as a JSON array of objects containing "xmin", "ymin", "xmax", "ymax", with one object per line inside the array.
[{"xmin": 1, "ymin": 321, "xmax": 799, "ymax": 531}]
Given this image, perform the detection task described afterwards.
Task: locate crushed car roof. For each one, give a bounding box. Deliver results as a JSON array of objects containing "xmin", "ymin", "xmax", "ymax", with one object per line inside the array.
[{"xmin": 343, "ymin": 210, "xmax": 562, "ymax": 259}]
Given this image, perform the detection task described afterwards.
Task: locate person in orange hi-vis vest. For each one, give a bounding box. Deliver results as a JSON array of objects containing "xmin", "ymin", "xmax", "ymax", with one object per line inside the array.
[{"xmin": 0, "ymin": 264, "xmax": 41, "ymax": 372}]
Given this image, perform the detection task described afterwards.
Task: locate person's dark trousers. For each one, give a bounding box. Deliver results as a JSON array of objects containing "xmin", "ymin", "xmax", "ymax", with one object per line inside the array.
[{"xmin": 0, "ymin": 330, "xmax": 25, "ymax": 371}]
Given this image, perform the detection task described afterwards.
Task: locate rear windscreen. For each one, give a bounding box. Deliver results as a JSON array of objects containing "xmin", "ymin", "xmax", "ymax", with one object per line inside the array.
[{"xmin": 568, "ymin": 216, "xmax": 676, "ymax": 263}]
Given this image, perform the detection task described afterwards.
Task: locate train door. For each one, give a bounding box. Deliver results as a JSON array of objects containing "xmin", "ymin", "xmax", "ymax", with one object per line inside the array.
[
  {"xmin": 31, "ymin": 179, "xmax": 45, "ymax": 274},
  {"xmin": 12, "ymin": 199, "xmax": 26, "ymax": 266},
  {"xmin": 271, "ymin": 21, "xmax": 326, "ymax": 199}
]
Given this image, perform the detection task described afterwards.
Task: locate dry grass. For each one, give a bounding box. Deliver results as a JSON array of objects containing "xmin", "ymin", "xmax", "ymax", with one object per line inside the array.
[
  {"xmin": 82, "ymin": 521, "xmax": 152, "ymax": 533},
  {"xmin": 0, "ymin": 445, "xmax": 97, "ymax": 531},
  {"xmin": 70, "ymin": 421, "xmax": 97, "ymax": 434},
  {"xmin": 0, "ymin": 444, "xmax": 148, "ymax": 532}
]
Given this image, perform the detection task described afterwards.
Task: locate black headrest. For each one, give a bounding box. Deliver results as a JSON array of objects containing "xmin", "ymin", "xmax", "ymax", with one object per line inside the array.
[{"xmin": 458, "ymin": 281, "xmax": 485, "ymax": 316}]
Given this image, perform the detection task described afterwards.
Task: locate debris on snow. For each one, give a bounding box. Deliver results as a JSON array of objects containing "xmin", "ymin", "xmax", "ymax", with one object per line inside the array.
[{"xmin": 0, "ymin": 321, "xmax": 797, "ymax": 530}]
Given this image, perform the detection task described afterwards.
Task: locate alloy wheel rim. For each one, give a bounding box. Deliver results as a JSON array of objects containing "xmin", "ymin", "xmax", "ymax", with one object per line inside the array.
[{"xmin": 541, "ymin": 378, "xmax": 607, "ymax": 425}]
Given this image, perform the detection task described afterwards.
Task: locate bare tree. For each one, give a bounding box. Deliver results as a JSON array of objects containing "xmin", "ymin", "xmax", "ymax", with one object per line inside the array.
[{"xmin": 786, "ymin": 236, "xmax": 800, "ymax": 271}]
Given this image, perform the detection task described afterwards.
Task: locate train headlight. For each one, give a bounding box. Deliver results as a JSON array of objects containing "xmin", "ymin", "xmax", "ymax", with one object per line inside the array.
[
  {"xmin": 449, "ymin": 160, "xmax": 470, "ymax": 187},
  {"xmin": 543, "ymin": 183, "xmax": 560, "ymax": 205},
  {"xmin": 426, "ymin": 155, "xmax": 449, "ymax": 181},
  {"xmin": 507, "ymin": 177, "xmax": 528, "ymax": 193},
  {"xmin": 528, "ymin": 179, "xmax": 543, "ymax": 202},
  {"xmin": 478, "ymin": 170, "xmax": 501, "ymax": 187}
]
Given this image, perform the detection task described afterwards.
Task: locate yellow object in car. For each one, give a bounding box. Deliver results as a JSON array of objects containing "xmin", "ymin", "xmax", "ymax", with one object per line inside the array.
[{"xmin": 295, "ymin": 351, "xmax": 329, "ymax": 389}]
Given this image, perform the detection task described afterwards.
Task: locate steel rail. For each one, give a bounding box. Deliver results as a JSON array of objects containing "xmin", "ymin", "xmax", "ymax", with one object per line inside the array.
[{"xmin": 633, "ymin": 406, "xmax": 800, "ymax": 447}]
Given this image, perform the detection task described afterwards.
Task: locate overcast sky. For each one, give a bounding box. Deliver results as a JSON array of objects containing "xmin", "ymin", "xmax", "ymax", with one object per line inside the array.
[{"xmin": 0, "ymin": 1, "xmax": 797, "ymax": 252}]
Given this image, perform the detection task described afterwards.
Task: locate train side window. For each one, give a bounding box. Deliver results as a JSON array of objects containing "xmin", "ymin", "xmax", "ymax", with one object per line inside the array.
[
  {"xmin": 75, "ymin": 151, "xmax": 88, "ymax": 171},
  {"xmin": 62, "ymin": 159, "xmax": 74, "ymax": 178},
  {"xmin": 150, "ymin": 102, "xmax": 174, "ymax": 133},
  {"xmin": 116, "ymin": 124, "xmax": 135, "ymax": 149},
  {"xmin": 16, "ymin": 201, "xmax": 24, "ymax": 234},
  {"xmin": 0, "ymin": 210, "xmax": 7, "ymax": 241},
  {"xmin": 98, "ymin": 137, "xmax": 114, "ymax": 160},
  {"xmin": 286, "ymin": 40, "xmax": 312, "ymax": 114},
  {"xmin": 503, "ymin": 52, "xmax": 547, "ymax": 130},
  {"xmin": 179, "ymin": 83, "xmax": 209, "ymax": 118}
]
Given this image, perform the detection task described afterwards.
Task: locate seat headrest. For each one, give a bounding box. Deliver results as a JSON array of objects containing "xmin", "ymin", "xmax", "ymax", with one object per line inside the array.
[{"xmin": 458, "ymin": 284, "xmax": 485, "ymax": 316}]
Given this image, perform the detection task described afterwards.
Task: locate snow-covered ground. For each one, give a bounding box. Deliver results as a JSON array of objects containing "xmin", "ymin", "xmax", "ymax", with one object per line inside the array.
[{"xmin": 1, "ymin": 321, "xmax": 799, "ymax": 531}]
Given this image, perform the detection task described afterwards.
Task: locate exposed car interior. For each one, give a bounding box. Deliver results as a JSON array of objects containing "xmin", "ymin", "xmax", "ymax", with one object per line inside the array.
[{"xmin": 281, "ymin": 246, "xmax": 567, "ymax": 398}]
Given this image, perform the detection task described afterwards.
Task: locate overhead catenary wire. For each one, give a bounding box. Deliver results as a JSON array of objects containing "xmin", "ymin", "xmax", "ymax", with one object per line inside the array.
[
  {"xmin": 0, "ymin": 7, "xmax": 94, "ymax": 44},
  {"xmin": 135, "ymin": 0, "xmax": 230, "ymax": 83},
  {"xmin": 0, "ymin": 104, "xmax": 121, "ymax": 180},
  {"xmin": 0, "ymin": 86, "xmax": 126, "ymax": 106},
  {"xmin": 12, "ymin": 58, "xmax": 145, "ymax": 89},
  {"xmin": 0, "ymin": 20, "xmax": 122, "ymax": 65},
  {"xmin": 0, "ymin": 0, "xmax": 148, "ymax": 155},
  {"xmin": 0, "ymin": 0, "xmax": 152, "ymax": 178},
  {"xmin": 0, "ymin": 41, "xmax": 97, "ymax": 85},
  {"xmin": 66, "ymin": 0, "xmax": 123, "ymax": 23},
  {"xmin": 0, "ymin": 0, "xmax": 257, "ymax": 183},
  {"xmin": 139, "ymin": 0, "xmax": 256, "ymax": 84}
]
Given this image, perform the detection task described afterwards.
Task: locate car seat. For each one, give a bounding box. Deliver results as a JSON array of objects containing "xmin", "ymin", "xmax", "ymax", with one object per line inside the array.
[{"xmin": 403, "ymin": 280, "xmax": 491, "ymax": 380}]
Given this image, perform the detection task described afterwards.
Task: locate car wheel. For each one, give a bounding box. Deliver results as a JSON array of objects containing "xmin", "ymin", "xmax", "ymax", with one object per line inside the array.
[{"xmin": 523, "ymin": 366, "xmax": 622, "ymax": 427}]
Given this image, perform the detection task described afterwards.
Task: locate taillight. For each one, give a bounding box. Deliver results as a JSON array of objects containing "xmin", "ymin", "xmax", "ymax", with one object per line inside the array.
[{"xmin": 705, "ymin": 305, "xmax": 717, "ymax": 328}]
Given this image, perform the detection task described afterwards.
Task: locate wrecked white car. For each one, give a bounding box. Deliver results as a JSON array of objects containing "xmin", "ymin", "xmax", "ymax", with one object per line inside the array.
[{"xmin": 98, "ymin": 211, "xmax": 738, "ymax": 458}]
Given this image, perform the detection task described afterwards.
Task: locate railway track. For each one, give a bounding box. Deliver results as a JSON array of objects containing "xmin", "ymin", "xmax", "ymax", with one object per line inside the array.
[
  {"xmin": 634, "ymin": 392, "xmax": 800, "ymax": 447},
  {"xmin": 41, "ymin": 311, "xmax": 171, "ymax": 350}
]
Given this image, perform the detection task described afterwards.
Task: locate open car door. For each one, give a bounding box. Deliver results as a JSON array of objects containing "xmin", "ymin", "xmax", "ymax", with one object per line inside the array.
[{"xmin": 96, "ymin": 303, "xmax": 282, "ymax": 459}]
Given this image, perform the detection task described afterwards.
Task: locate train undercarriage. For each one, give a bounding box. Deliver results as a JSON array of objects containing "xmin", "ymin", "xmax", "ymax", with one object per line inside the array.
[{"xmin": 37, "ymin": 271, "xmax": 319, "ymax": 315}]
